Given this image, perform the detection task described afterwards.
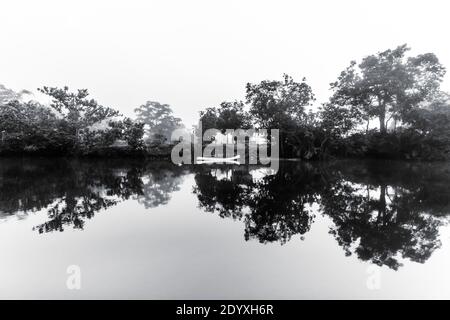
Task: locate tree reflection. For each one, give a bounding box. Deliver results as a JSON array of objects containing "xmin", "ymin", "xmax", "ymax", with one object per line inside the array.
[
  {"xmin": 0, "ymin": 158, "xmax": 186, "ymax": 232},
  {"xmin": 135, "ymin": 162, "xmax": 185, "ymax": 209},
  {"xmin": 194, "ymin": 167, "xmax": 249, "ymax": 220},
  {"xmin": 192, "ymin": 161, "xmax": 450, "ymax": 269},
  {"xmin": 193, "ymin": 163, "xmax": 321, "ymax": 244},
  {"xmin": 2, "ymin": 157, "xmax": 450, "ymax": 269},
  {"xmin": 319, "ymin": 161, "xmax": 449, "ymax": 270}
]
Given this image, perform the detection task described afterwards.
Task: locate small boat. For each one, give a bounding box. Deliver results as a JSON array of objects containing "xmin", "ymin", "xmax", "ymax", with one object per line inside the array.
[
  {"xmin": 197, "ymin": 160, "xmax": 240, "ymax": 165},
  {"xmin": 196, "ymin": 155, "xmax": 240, "ymax": 162}
]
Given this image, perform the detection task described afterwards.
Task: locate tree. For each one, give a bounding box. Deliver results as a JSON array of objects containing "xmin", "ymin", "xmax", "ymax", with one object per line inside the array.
[
  {"xmin": 245, "ymin": 74, "xmax": 315, "ymax": 157},
  {"xmin": 82, "ymin": 118, "xmax": 145, "ymax": 153},
  {"xmin": 198, "ymin": 107, "xmax": 219, "ymax": 134},
  {"xmin": 216, "ymin": 101, "xmax": 251, "ymax": 131},
  {"xmin": 246, "ymin": 74, "xmax": 315, "ymax": 129},
  {"xmin": 329, "ymin": 45, "xmax": 446, "ymax": 133},
  {"xmin": 0, "ymin": 100, "xmax": 73, "ymax": 153},
  {"xmin": 319, "ymin": 102, "xmax": 364, "ymax": 138},
  {"xmin": 38, "ymin": 86, "xmax": 120, "ymax": 142},
  {"xmin": 404, "ymin": 91, "xmax": 450, "ymax": 134},
  {"xmin": 0, "ymin": 100, "xmax": 56, "ymax": 133},
  {"xmin": 0, "ymin": 84, "xmax": 31, "ymax": 105},
  {"xmin": 134, "ymin": 101, "xmax": 183, "ymax": 144},
  {"xmin": 199, "ymin": 101, "xmax": 251, "ymax": 134}
]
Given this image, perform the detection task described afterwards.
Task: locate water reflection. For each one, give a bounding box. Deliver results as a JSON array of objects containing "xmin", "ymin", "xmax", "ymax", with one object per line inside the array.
[
  {"xmin": 0, "ymin": 158, "xmax": 186, "ymax": 233},
  {"xmin": 193, "ymin": 161, "xmax": 450, "ymax": 269},
  {"xmin": 319, "ymin": 162, "xmax": 448, "ymax": 270},
  {"xmin": 193, "ymin": 165, "xmax": 319, "ymax": 244},
  {"xmin": 1, "ymin": 158, "xmax": 449, "ymax": 269}
]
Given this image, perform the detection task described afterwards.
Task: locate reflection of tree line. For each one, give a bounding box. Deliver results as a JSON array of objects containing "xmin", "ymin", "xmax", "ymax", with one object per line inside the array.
[
  {"xmin": 194, "ymin": 165, "xmax": 321, "ymax": 244},
  {"xmin": 193, "ymin": 161, "xmax": 450, "ymax": 269},
  {"xmin": 0, "ymin": 158, "xmax": 186, "ymax": 233},
  {"xmin": 1, "ymin": 159, "xmax": 450, "ymax": 269}
]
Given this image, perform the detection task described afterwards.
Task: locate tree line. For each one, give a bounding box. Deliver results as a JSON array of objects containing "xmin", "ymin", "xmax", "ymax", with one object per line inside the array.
[
  {"xmin": 200, "ymin": 45, "xmax": 450, "ymax": 160},
  {"xmin": 1, "ymin": 44, "xmax": 450, "ymax": 159},
  {"xmin": 0, "ymin": 87, "xmax": 183, "ymax": 156}
]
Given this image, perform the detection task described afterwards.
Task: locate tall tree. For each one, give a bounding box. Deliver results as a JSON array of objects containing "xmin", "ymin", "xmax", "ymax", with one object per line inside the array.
[
  {"xmin": 216, "ymin": 101, "xmax": 251, "ymax": 132},
  {"xmin": 198, "ymin": 101, "xmax": 251, "ymax": 133},
  {"xmin": 245, "ymin": 74, "xmax": 315, "ymax": 156},
  {"xmin": 246, "ymin": 74, "xmax": 315, "ymax": 129},
  {"xmin": 329, "ymin": 45, "xmax": 446, "ymax": 133},
  {"xmin": 134, "ymin": 101, "xmax": 183, "ymax": 144},
  {"xmin": 38, "ymin": 86, "xmax": 119, "ymax": 141}
]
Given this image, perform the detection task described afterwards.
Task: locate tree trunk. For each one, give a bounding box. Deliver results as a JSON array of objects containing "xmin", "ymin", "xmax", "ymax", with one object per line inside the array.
[
  {"xmin": 378, "ymin": 184, "xmax": 387, "ymax": 225},
  {"xmin": 378, "ymin": 98, "xmax": 387, "ymax": 134},
  {"xmin": 379, "ymin": 113, "xmax": 386, "ymax": 134}
]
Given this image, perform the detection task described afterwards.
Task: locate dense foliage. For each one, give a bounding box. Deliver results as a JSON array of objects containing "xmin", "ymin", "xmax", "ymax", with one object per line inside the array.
[
  {"xmin": 1, "ymin": 87, "xmax": 148, "ymax": 156},
  {"xmin": 1, "ymin": 44, "xmax": 450, "ymax": 160},
  {"xmin": 197, "ymin": 45, "xmax": 450, "ymax": 160}
]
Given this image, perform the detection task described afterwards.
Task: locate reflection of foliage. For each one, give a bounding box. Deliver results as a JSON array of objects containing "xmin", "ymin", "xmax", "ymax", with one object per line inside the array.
[
  {"xmin": 243, "ymin": 166, "xmax": 319, "ymax": 244},
  {"xmin": 135, "ymin": 162, "xmax": 186, "ymax": 208},
  {"xmin": 194, "ymin": 168, "xmax": 249, "ymax": 220},
  {"xmin": 321, "ymin": 182, "xmax": 442, "ymax": 270},
  {"xmin": 33, "ymin": 193, "xmax": 120, "ymax": 233},
  {"xmin": 0, "ymin": 159, "xmax": 185, "ymax": 233},
  {"xmin": 192, "ymin": 161, "xmax": 450, "ymax": 269},
  {"xmin": 318, "ymin": 161, "xmax": 450, "ymax": 269},
  {"xmin": 2, "ymin": 158, "xmax": 450, "ymax": 270},
  {"xmin": 194, "ymin": 164, "xmax": 320, "ymax": 244}
]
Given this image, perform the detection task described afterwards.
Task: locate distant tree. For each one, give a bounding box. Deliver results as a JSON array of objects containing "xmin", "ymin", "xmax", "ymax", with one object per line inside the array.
[
  {"xmin": 0, "ymin": 84, "xmax": 31, "ymax": 105},
  {"xmin": 404, "ymin": 91, "xmax": 450, "ymax": 135},
  {"xmin": 134, "ymin": 101, "xmax": 183, "ymax": 144},
  {"xmin": 329, "ymin": 44, "xmax": 446, "ymax": 133}
]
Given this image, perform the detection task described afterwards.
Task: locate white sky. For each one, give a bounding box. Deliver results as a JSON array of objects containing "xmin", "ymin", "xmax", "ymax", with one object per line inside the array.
[{"xmin": 1, "ymin": 0, "xmax": 450, "ymax": 127}]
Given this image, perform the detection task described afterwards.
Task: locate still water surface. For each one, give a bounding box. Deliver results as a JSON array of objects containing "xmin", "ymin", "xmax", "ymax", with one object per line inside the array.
[{"xmin": 1, "ymin": 158, "xmax": 450, "ymax": 299}]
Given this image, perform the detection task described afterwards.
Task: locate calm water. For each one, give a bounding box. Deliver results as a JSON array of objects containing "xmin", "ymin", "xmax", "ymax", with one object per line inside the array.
[{"xmin": 1, "ymin": 158, "xmax": 450, "ymax": 299}]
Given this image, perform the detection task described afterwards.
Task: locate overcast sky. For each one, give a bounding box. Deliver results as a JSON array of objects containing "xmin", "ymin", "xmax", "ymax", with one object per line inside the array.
[{"xmin": 1, "ymin": 0, "xmax": 450, "ymax": 127}]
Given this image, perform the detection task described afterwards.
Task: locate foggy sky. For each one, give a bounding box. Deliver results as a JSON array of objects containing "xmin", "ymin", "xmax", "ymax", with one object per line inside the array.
[{"xmin": 1, "ymin": 0, "xmax": 450, "ymax": 127}]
